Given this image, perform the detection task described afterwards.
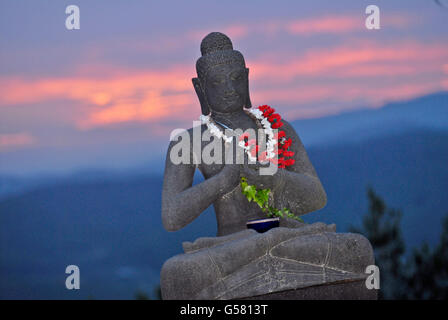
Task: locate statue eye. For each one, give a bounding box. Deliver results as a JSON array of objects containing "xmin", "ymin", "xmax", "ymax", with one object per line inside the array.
[{"xmin": 212, "ymin": 78, "xmax": 225, "ymax": 85}]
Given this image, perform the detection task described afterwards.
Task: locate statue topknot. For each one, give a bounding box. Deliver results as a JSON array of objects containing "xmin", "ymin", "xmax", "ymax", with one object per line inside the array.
[
  {"xmin": 196, "ymin": 32, "xmax": 246, "ymax": 81},
  {"xmin": 200, "ymin": 32, "xmax": 233, "ymax": 56}
]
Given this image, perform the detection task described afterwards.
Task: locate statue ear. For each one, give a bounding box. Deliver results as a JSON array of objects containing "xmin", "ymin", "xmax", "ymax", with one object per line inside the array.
[
  {"xmin": 245, "ymin": 68, "xmax": 252, "ymax": 109},
  {"xmin": 192, "ymin": 77, "xmax": 210, "ymax": 115}
]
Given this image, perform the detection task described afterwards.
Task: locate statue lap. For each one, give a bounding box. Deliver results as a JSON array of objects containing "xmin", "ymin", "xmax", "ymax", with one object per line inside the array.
[{"xmin": 161, "ymin": 223, "xmax": 375, "ymax": 300}]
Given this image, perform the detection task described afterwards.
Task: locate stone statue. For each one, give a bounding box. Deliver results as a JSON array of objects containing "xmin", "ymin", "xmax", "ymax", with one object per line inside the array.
[{"xmin": 160, "ymin": 32, "xmax": 376, "ymax": 300}]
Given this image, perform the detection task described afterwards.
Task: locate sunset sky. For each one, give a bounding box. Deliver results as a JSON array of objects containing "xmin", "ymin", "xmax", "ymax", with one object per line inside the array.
[{"xmin": 1, "ymin": 0, "xmax": 447, "ymax": 175}]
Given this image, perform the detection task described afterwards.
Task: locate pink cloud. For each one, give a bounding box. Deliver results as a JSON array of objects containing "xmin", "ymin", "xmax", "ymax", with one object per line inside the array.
[
  {"xmin": 286, "ymin": 16, "xmax": 361, "ymax": 35},
  {"xmin": 249, "ymin": 42, "xmax": 448, "ymax": 82},
  {"xmin": 0, "ymin": 66, "xmax": 197, "ymax": 129},
  {"xmin": 78, "ymin": 92, "xmax": 195, "ymax": 129},
  {"xmin": 284, "ymin": 14, "xmax": 412, "ymax": 36},
  {"xmin": 0, "ymin": 38, "xmax": 446, "ymax": 134},
  {"xmin": 255, "ymin": 81, "xmax": 443, "ymax": 120},
  {"xmin": 0, "ymin": 133, "xmax": 35, "ymax": 151},
  {"xmin": 172, "ymin": 13, "xmax": 412, "ymax": 52}
]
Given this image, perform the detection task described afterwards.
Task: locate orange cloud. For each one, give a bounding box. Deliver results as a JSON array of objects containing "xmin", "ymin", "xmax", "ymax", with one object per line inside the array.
[
  {"xmin": 0, "ymin": 66, "xmax": 192, "ymax": 106},
  {"xmin": 79, "ymin": 92, "xmax": 195, "ymax": 129},
  {"xmin": 0, "ymin": 133, "xmax": 35, "ymax": 151},
  {"xmin": 0, "ymin": 66, "xmax": 197, "ymax": 129},
  {"xmin": 0, "ymin": 39, "xmax": 446, "ymax": 132}
]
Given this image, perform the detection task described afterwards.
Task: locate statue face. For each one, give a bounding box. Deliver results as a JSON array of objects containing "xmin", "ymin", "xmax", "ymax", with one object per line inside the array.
[{"xmin": 203, "ymin": 63, "xmax": 248, "ymax": 114}]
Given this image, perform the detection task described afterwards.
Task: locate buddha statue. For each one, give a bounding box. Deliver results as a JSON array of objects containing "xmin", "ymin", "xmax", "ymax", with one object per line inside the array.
[{"xmin": 160, "ymin": 32, "xmax": 376, "ymax": 300}]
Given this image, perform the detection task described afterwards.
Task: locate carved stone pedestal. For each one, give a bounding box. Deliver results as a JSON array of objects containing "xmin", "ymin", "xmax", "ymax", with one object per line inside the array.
[
  {"xmin": 240, "ymin": 280, "xmax": 378, "ymax": 300},
  {"xmin": 161, "ymin": 227, "xmax": 377, "ymax": 300}
]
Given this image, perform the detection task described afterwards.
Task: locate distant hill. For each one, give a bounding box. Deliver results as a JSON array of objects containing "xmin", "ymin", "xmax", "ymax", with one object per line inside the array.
[
  {"xmin": 0, "ymin": 173, "xmax": 216, "ymax": 299},
  {"xmin": 1, "ymin": 127, "xmax": 447, "ymax": 299},
  {"xmin": 291, "ymin": 91, "xmax": 448, "ymax": 146},
  {"xmin": 0, "ymin": 91, "xmax": 446, "ymax": 177},
  {"xmin": 306, "ymin": 128, "xmax": 448, "ymax": 248}
]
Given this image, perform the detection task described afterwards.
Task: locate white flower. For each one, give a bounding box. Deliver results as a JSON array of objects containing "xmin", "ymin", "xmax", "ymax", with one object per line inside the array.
[
  {"xmin": 200, "ymin": 108, "xmax": 280, "ymax": 163},
  {"xmin": 200, "ymin": 115, "xmax": 210, "ymax": 124},
  {"xmin": 250, "ymin": 109, "xmax": 263, "ymax": 118},
  {"xmin": 261, "ymin": 119, "xmax": 270, "ymax": 128}
]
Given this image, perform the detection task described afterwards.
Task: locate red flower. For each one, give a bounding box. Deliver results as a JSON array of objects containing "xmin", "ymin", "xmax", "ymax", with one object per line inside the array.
[
  {"xmin": 282, "ymin": 137, "xmax": 292, "ymax": 148},
  {"xmin": 274, "ymin": 130, "xmax": 286, "ymax": 140},
  {"xmin": 278, "ymin": 157, "xmax": 286, "ymax": 168},
  {"xmin": 262, "ymin": 107, "xmax": 275, "ymax": 117},
  {"xmin": 271, "ymin": 121, "xmax": 284, "ymax": 129},
  {"xmin": 254, "ymin": 104, "xmax": 294, "ymax": 168},
  {"xmin": 268, "ymin": 155, "xmax": 289, "ymax": 168},
  {"xmin": 268, "ymin": 113, "xmax": 281, "ymax": 123}
]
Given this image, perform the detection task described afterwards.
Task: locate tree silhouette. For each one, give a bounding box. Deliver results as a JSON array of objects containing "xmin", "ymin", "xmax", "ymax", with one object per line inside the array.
[
  {"xmin": 403, "ymin": 215, "xmax": 448, "ymax": 299},
  {"xmin": 351, "ymin": 187, "xmax": 448, "ymax": 299},
  {"xmin": 349, "ymin": 187, "xmax": 405, "ymax": 299}
]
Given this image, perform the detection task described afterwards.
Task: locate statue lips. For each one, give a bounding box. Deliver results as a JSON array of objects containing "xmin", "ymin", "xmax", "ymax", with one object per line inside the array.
[
  {"xmin": 222, "ymin": 93, "xmax": 239, "ymax": 102},
  {"xmin": 222, "ymin": 93, "xmax": 241, "ymax": 109}
]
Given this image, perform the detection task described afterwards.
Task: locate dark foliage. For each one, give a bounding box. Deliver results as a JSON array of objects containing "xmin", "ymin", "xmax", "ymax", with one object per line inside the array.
[{"xmin": 351, "ymin": 187, "xmax": 448, "ymax": 299}]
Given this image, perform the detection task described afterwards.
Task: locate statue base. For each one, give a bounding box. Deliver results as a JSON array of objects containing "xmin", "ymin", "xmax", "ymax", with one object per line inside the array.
[
  {"xmin": 239, "ymin": 279, "xmax": 378, "ymax": 300},
  {"xmin": 161, "ymin": 226, "xmax": 376, "ymax": 300}
]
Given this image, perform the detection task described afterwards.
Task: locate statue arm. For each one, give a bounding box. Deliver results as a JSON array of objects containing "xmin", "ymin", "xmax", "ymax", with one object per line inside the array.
[
  {"xmin": 161, "ymin": 140, "xmax": 239, "ymax": 232},
  {"xmin": 273, "ymin": 120, "xmax": 327, "ymax": 215}
]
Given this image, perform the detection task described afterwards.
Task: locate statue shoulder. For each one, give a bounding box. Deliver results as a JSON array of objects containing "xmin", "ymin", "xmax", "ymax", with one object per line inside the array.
[
  {"xmin": 279, "ymin": 119, "xmax": 305, "ymax": 146},
  {"xmin": 164, "ymin": 124, "xmax": 209, "ymax": 167},
  {"xmin": 167, "ymin": 125, "xmax": 208, "ymax": 147}
]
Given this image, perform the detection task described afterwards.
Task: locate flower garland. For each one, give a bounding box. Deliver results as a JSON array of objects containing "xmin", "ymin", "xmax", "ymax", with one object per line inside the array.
[{"xmin": 199, "ymin": 105, "xmax": 295, "ymax": 168}]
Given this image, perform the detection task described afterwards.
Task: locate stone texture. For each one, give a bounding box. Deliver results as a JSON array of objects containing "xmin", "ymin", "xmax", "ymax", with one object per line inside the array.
[
  {"xmin": 240, "ymin": 280, "xmax": 378, "ymax": 300},
  {"xmin": 161, "ymin": 227, "xmax": 374, "ymax": 300}
]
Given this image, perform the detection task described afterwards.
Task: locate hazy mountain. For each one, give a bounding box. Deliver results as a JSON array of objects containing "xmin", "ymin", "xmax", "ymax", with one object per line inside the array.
[
  {"xmin": 291, "ymin": 91, "xmax": 448, "ymax": 147},
  {"xmin": 0, "ymin": 173, "xmax": 216, "ymax": 299},
  {"xmin": 1, "ymin": 127, "xmax": 447, "ymax": 299},
  {"xmin": 1, "ymin": 92, "xmax": 446, "ymax": 177},
  {"xmin": 0, "ymin": 92, "xmax": 447, "ymax": 299}
]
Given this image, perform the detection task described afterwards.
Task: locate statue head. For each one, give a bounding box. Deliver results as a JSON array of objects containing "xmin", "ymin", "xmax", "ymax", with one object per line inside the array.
[{"xmin": 193, "ymin": 32, "xmax": 252, "ymax": 116}]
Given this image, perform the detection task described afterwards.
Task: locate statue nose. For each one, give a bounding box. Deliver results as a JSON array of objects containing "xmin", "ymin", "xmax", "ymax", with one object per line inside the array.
[{"xmin": 224, "ymin": 80, "xmax": 237, "ymax": 95}]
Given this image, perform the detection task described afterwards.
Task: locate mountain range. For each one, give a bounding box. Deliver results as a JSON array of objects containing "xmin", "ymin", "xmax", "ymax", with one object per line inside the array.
[{"xmin": 0, "ymin": 91, "xmax": 447, "ymax": 299}]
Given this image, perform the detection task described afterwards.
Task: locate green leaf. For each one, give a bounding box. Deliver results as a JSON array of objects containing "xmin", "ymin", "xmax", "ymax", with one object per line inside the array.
[
  {"xmin": 254, "ymin": 197, "xmax": 264, "ymax": 208},
  {"xmin": 240, "ymin": 178, "xmax": 304, "ymax": 222},
  {"xmin": 262, "ymin": 188, "xmax": 270, "ymax": 198},
  {"xmin": 244, "ymin": 185, "xmax": 256, "ymax": 202}
]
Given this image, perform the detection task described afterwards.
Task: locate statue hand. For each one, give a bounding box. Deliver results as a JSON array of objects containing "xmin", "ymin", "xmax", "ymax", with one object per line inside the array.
[
  {"xmin": 219, "ymin": 144, "xmax": 241, "ymax": 188},
  {"xmin": 240, "ymin": 161, "xmax": 280, "ymax": 190}
]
